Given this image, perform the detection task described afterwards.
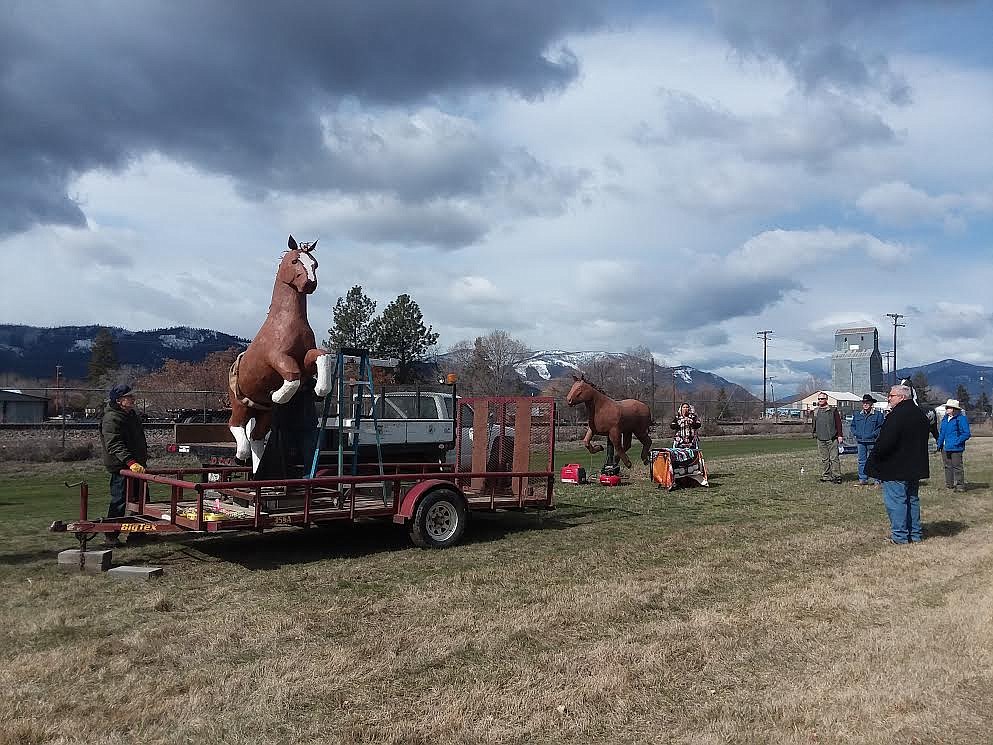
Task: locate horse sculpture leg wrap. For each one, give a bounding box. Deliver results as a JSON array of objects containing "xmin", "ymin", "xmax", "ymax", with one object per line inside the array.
[
  {"xmin": 270, "ymin": 379, "xmax": 301, "ymax": 405},
  {"xmin": 244, "ymin": 417, "xmax": 269, "ymax": 473},
  {"xmin": 314, "ymin": 353, "xmax": 333, "ymax": 398},
  {"xmin": 230, "ymin": 424, "xmax": 251, "ymax": 463}
]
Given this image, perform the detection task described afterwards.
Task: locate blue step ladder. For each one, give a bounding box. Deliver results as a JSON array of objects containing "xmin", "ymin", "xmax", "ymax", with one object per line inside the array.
[{"xmin": 309, "ymin": 348, "xmax": 396, "ymax": 505}]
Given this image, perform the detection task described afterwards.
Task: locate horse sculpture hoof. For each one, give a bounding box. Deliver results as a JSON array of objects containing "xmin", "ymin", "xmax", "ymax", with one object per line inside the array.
[
  {"xmin": 314, "ymin": 355, "xmax": 333, "ymax": 397},
  {"xmin": 271, "ymin": 379, "xmax": 301, "ymax": 405}
]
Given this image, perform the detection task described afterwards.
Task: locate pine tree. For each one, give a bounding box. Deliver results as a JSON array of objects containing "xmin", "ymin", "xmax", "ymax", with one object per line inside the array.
[
  {"xmin": 910, "ymin": 372, "xmax": 931, "ymax": 404},
  {"xmin": 87, "ymin": 328, "xmax": 119, "ymax": 383},
  {"xmin": 326, "ymin": 285, "xmax": 378, "ymax": 351},
  {"xmin": 978, "ymin": 390, "xmax": 991, "ymax": 415},
  {"xmin": 370, "ymin": 294, "xmax": 439, "ymax": 383},
  {"xmin": 953, "ymin": 384, "xmax": 971, "ymax": 410}
]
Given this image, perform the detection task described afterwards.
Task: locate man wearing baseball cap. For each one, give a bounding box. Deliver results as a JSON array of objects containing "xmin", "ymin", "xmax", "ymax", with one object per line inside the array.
[
  {"xmin": 936, "ymin": 398, "xmax": 971, "ymax": 492},
  {"xmin": 100, "ymin": 384, "xmax": 148, "ymax": 545}
]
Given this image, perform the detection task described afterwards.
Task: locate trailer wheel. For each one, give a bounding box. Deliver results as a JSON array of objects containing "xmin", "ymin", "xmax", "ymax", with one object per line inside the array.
[{"xmin": 409, "ymin": 488, "xmax": 467, "ymax": 549}]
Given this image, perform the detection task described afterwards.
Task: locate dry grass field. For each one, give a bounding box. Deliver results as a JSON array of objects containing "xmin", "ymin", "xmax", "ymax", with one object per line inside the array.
[{"xmin": 1, "ymin": 437, "xmax": 991, "ymax": 744}]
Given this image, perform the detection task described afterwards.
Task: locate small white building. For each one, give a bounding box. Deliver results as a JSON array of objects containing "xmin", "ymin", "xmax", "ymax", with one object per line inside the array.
[{"xmin": 795, "ymin": 390, "xmax": 865, "ymax": 417}]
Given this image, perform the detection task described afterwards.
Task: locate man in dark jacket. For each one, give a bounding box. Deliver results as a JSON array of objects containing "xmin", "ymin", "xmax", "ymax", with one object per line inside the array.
[
  {"xmin": 866, "ymin": 384, "xmax": 930, "ymax": 544},
  {"xmin": 851, "ymin": 394, "xmax": 885, "ymax": 486},
  {"xmin": 100, "ymin": 384, "xmax": 148, "ymax": 545},
  {"xmin": 811, "ymin": 392, "xmax": 844, "ymax": 483}
]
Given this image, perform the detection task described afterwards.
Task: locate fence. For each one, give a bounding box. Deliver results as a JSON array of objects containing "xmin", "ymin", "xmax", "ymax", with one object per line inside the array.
[{"xmin": 10, "ymin": 387, "xmax": 231, "ymax": 422}]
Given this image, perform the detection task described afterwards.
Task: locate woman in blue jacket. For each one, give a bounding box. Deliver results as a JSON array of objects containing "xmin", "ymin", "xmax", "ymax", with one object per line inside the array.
[{"xmin": 936, "ymin": 398, "xmax": 971, "ymax": 492}]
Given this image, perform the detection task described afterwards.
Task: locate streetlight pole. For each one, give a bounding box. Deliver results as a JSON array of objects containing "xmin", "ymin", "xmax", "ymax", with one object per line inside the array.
[
  {"xmin": 885, "ymin": 313, "xmax": 905, "ymax": 385},
  {"xmin": 757, "ymin": 331, "xmax": 773, "ymax": 419},
  {"xmin": 768, "ymin": 376, "xmax": 777, "ymax": 420}
]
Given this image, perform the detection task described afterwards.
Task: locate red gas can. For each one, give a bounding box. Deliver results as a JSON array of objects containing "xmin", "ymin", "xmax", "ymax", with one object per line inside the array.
[
  {"xmin": 598, "ymin": 473, "xmax": 622, "ymax": 486},
  {"xmin": 560, "ymin": 463, "xmax": 587, "ymax": 484}
]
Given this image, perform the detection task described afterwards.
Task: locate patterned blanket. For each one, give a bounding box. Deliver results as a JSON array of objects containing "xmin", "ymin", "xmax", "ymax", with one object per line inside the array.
[{"xmin": 650, "ymin": 448, "xmax": 709, "ymax": 490}]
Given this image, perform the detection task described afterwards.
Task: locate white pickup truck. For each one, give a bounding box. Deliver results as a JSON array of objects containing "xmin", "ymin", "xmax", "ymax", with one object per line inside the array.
[{"xmin": 330, "ymin": 390, "xmax": 513, "ymax": 469}]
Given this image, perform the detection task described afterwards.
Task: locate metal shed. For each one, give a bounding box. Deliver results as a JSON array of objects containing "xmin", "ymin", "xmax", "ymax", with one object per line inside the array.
[{"xmin": 0, "ymin": 389, "xmax": 49, "ymax": 423}]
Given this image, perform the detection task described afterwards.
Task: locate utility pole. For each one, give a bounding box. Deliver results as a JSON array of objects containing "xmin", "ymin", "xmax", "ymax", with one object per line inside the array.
[
  {"xmin": 650, "ymin": 356, "xmax": 656, "ymax": 420},
  {"xmin": 757, "ymin": 330, "xmax": 773, "ymax": 419},
  {"xmin": 672, "ymin": 370, "xmax": 677, "ymax": 417},
  {"xmin": 56, "ymin": 364, "xmax": 66, "ymax": 449},
  {"xmin": 885, "ymin": 314, "xmax": 905, "ymax": 385},
  {"xmin": 882, "ymin": 350, "xmax": 893, "ymax": 377}
]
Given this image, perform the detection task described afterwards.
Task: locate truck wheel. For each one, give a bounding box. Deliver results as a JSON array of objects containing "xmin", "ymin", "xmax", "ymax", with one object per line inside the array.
[{"xmin": 409, "ymin": 488, "xmax": 467, "ymax": 549}]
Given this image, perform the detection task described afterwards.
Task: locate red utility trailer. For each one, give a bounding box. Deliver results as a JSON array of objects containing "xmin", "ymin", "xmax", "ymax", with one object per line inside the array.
[{"xmin": 51, "ymin": 396, "xmax": 556, "ymax": 551}]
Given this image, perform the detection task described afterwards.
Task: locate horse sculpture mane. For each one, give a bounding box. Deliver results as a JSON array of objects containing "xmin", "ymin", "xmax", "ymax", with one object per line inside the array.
[
  {"xmin": 565, "ymin": 373, "xmax": 653, "ymax": 469},
  {"xmin": 228, "ymin": 235, "xmax": 332, "ymax": 471}
]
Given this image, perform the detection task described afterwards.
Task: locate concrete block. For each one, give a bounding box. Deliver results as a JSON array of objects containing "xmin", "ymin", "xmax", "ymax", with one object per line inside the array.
[
  {"xmin": 107, "ymin": 565, "xmax": 163, "ymax": 581},
  {"xmin": 57, "ymin": 549, "xmax": 112, "ymax": 573}
]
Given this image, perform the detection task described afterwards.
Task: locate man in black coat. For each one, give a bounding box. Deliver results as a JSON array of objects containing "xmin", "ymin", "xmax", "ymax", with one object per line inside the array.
[{"xmin": 866, "ymin": 384, "xmax": 930, "ymax": 544}]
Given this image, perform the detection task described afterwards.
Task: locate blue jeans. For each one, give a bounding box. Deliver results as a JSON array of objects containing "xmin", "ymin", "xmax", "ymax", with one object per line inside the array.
[
  {"xmin": 882, "ymin": 480, "xmax": 921, "ymax": 543},
  {"xmin": 856, "ymin": 443, "xmax": 877, "ymax": 483},
  {"xmin": 108, "ymin": 471, "xmax": 127, "ymax": 520}
]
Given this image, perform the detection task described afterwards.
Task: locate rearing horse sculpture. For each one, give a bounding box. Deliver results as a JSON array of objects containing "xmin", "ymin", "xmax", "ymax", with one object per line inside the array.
[
  {"xmin": 228, "ymin": 235, "xmax": 333, "ymax": 471},
  {"xmin": 566, "ymin": 374, "xmax": 653, "ymax": 468}
]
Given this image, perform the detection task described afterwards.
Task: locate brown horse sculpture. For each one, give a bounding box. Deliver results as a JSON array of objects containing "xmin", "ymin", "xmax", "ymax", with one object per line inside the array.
[
  {"xmin": 228, "ymin": 236, "xmax": 332, "ymax": 470},
  {"xmin": 565, "ymin": 374, "xmax": 653, "ymax": 468}
]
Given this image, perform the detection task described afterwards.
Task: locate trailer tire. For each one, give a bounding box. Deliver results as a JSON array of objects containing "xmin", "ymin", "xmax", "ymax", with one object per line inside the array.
[{"xmin": 409, "ymin": 488, "xmax": 467, "ymax": 549}]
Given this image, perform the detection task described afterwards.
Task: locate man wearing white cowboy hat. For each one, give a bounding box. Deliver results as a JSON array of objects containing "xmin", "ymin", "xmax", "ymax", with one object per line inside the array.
[{"xmin": 936, "ymin": 398, "xmax": 971, "ymax": 492}]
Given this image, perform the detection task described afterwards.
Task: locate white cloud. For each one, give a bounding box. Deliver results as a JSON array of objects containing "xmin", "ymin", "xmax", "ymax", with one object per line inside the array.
[{"xmin": 856, "ymin": 180, "xmax": 993, "ymax": 229}]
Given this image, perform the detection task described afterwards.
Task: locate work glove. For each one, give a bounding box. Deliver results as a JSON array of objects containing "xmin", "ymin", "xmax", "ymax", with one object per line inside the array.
[{"xmin": 129, "ymin": 463, "xmax": 146, "ymax": 474}]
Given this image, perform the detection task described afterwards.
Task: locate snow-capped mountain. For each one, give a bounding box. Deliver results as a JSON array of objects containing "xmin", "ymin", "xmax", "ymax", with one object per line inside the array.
[
  {"xmin": 0, "ymin": 325, "xmax": 248, "ymax": 379},
  {"xmin": 513, "ymin": 350, "xmax": 757, "ymax": 401}
]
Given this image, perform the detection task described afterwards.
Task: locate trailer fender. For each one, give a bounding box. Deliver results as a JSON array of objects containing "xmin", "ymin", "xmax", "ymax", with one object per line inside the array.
[{"xmin": 393, "ymin": 479, "xmax": 465, "ymax": 524}]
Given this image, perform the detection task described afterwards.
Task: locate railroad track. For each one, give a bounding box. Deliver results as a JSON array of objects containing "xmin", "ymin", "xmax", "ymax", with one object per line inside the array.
[{"xmin": 0, "ymin": 422, "xmax": 178, "ymax": 432}]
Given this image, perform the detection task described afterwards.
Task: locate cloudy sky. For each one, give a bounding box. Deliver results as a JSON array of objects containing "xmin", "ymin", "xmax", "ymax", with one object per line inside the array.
[{"xmin": 2, "ymin": 1, "xmax": 991, "ymax": 395}]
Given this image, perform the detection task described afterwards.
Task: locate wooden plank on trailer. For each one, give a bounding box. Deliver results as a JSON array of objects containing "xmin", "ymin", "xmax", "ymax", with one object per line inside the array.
[
  {"xmin": 174, "ymin": 423, "xmax": 233, "ymax": 444},
  {"xmin": 471, "ymin": 402, "xmax": 489, "ymax": 491},
  {"xmin": 512, "ymin": 405, "xmax": 532, "ymax": 496}
]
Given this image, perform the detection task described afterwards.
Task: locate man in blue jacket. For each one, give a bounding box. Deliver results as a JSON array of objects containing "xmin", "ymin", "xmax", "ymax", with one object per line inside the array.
[
  {"xmin": 936, "ymin": 398, "xmax": 971, "ymax": 492},
  {"xmin": 851, "ymin": 394, "xmax": 885, "ymax": 486}
]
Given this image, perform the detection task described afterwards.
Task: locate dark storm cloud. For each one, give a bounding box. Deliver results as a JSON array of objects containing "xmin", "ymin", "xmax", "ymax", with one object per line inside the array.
[
  {"xmin": 0, "ymin": 0, "xmax": 601, "ymax": 235},
  {"xmin": 593, "ymin": 272, "xmax": 801, "ymax": 331},
  {"xmin": 333, "ymin": 203, "xmax": 489, "ymax": 249},
  {"xmin": 709, "ymin": 0, "xmax": 915, "ymax": 102}
]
